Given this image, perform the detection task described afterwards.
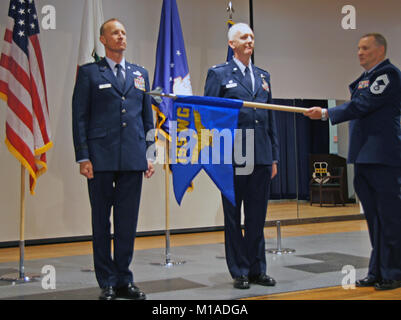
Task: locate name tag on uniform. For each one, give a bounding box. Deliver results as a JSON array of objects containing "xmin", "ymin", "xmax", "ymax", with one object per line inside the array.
[
  {"xmin": 225, "ymin": 82, "xmax": 238, "ymax": 89},
  {"xmin": 99, "ymin": 83, "xmax": 112, "ymax": 89}
]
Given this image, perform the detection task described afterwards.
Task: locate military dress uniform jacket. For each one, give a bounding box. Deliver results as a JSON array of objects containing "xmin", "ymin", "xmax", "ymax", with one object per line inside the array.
[
  {"xmin": 204, "ymin": 59, "xmax": 279, "ymax": 166},
  {"xmin": 72, "ymin": 58, "xmax": 154, "ymax": 172},
  {"xmin": 328, "ymin": 59, "xmax": 401, "ymax": 167}
]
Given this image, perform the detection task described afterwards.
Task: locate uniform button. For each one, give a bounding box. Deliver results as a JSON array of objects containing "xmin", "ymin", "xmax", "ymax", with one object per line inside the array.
[
  {"xmin": 122, "ymin": 96, "xmax": 126, "ymax": 101},
  {"xmin": 122, "ymin": 109, "xmax": 127, "ymax": 114},
  {"xmin": 255, "ymin": 120, "xmax": 259, "ymax": 124},
  {"xmin": 122, "ymin": 122, "xmax": 127, "ymax": 127}
]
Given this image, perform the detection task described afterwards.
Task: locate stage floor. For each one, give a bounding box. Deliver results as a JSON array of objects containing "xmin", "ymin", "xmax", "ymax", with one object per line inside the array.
[{"xmin": 0, "ymin": 225, "xmax": 379, "ymax": 300}]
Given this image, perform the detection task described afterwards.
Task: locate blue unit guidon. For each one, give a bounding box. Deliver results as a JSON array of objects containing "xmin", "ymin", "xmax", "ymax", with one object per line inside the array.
[{"xmin": 169, "ymin": 95, "xmax": 243, "ymax": 206}]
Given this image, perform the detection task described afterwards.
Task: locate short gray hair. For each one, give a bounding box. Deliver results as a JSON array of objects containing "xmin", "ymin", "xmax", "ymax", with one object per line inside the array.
[
  {"xmin": 361, "ymin": 33, "xmax": 387, "ymax": 54},
  {"xmin": 228, "ymin": 23, "xmax": 253, "ymax": 41}
]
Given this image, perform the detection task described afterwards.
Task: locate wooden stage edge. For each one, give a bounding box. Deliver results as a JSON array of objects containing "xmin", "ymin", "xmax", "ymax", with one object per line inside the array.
[{"xmin": 242, "ymin": 285, "xmax": 401, "ymax": 300}]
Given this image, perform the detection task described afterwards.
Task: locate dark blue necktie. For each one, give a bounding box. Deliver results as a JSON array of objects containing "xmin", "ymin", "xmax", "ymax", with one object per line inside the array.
[
  {"xmin": 115, "ymin": 64, "xmax": 125, "ymax": 90},
  {"xmin": 243, "ymin": 66, "xmax": 253, "ymax": 92}
]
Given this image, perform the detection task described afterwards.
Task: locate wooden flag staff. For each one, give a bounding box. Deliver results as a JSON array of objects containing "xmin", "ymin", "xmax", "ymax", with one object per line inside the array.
[
  {"xmin": 242, "ymin": 100, "xmax": 307, "ymax": 113},
  {"xmin": 19, "ymin": 165, "xmax": 27, "ymax": 279},
  {"xmin": 161, "ymin": 139, "xmax": 185, "ymax": 267},
  {"xmin": 147, "ymin": 88, "xmax": 307, "ymax": 114},
  {"xmin": 150, "ymin": 139, "xmax": 185, "ymax": 268},
  {"xmin": 0, "ymin": 166, "xmax": 40, "ymax": 283}
]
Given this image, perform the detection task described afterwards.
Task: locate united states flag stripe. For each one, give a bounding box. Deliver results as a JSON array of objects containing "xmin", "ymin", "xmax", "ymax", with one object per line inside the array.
[
  {"xmin": 1, "ymin": 54, "xmax": 32, "ymax": 98},
  {"xmin": 3, "ymin": 86, "xmax": 33, "ymax": 132},
  {"xmin": 4, "ymin": 28, "xmax": 13, "ymax": 43},
  {"xmin": 0, "ymin": 0, "xmax": 52, "ymax": 194}
]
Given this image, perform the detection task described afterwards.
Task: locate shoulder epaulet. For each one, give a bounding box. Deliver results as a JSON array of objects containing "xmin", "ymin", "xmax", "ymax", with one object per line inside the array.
[
  {"xmin": 79, "ymin": 61, "xmax": 97, "ymax": 69},
  {"xmin": 212, "ymin": 62, "xmax": 230, "ymax": 69},
  {"xmin": 131, "ymin": 62, "xmax": 147, "ymax": 70},
  {"xmin": 254, "ymin": 65, "xmax": 269, "ymax": 74}
]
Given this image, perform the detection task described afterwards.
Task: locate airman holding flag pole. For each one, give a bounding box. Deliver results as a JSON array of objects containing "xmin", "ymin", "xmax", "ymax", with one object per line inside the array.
[{"xmin": 304, "ymin": 33, "xmax": 401, "ymax": 291}]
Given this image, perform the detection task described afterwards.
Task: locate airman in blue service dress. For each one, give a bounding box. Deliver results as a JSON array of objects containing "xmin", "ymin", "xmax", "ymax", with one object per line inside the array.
[
  {"xmin": 73, "ymin": 57, "xmax": 154, "ymax": 299},
  {"xmin": 204, "ymin": 58, "xmax": 279, "ymax": 289},
  {"xmin": 328, "ymin": 58, "xmax": 401, "ymax": 289}
]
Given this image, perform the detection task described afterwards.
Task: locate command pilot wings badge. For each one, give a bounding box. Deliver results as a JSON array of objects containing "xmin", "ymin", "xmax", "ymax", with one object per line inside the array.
[{"xmin": 370, "ymin": 74, "xmax": 390, "ymax": 94}]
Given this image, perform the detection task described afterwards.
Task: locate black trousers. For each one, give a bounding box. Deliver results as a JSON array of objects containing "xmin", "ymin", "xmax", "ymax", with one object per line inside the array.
[
  {"xmin": 87, "ymin": 171, "xmax": 143, "ymax": 288},
  {"xmin": 221, "ymin": 165, "xmax": 272, "ymax": 279},
  {"xmin": 354, "ymin": 164, "xmax": 401, "ymax": 281}
]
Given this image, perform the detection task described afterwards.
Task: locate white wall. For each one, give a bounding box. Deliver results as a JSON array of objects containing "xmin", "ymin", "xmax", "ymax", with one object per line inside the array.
[
  {"xmin": 1, "ymin": 0, "xmax": 400, "ymax": 242},
  {"xmin": 253, "ymin": 0, "xmax": 401, "ymax": 99},
  {"xmin": 0, "ymin": 0, "xmax": 249, "ymax": 242}
]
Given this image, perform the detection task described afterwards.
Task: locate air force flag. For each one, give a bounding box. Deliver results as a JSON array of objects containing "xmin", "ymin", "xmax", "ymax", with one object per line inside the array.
[{"xmin": 152, "ymin": 0, "xmax": 192, "ymax": 140}]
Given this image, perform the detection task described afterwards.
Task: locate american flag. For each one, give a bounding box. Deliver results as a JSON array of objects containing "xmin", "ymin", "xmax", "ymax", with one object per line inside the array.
[{"xmin": 0, "ymin": 0, "xmax": 52, "ymax": 194}]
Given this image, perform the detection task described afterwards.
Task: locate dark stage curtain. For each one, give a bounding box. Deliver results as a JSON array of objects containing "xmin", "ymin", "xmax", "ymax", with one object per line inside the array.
[{"xmin": 270, "ymin": 99, "xmax": 329, "ymax": 200}]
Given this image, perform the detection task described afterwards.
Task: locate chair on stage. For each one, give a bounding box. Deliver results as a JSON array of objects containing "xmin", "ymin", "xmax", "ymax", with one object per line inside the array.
[{"xmin": 309, "ymin": 163, "xmax": 346, "ymax": 207}]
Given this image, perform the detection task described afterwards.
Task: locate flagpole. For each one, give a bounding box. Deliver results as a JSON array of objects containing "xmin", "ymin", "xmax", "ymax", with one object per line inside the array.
[
  {"xmin": 0, "ymin": 165, "xmax": 40, "ymax": 283},
  {"xmin": 242, "ymin": 101, "xmax": 307, "ymax": 113},
  {"xmin": 159, "ymin": 139, "xmax": 185, "ymax": 267},
  {"xmin": 16, "ymin": 165, "xmax": 40, "ymax": 281},
  {"xmin": 19, "ymin": 165, "xmax": 26, "ymax": 280},
  {"xmin": 147, "ymin": 90, "xmax": 308, "ymax": 114},
  {"xmin": 164, "ymin": 139, "xmax": 172, "ymax": 265}
]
